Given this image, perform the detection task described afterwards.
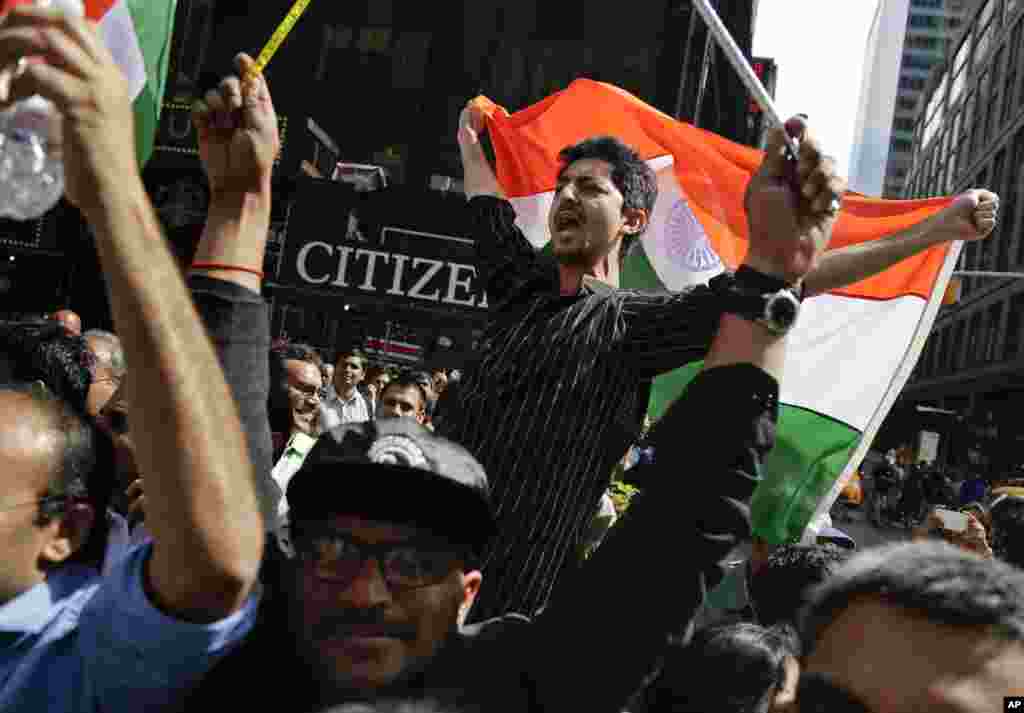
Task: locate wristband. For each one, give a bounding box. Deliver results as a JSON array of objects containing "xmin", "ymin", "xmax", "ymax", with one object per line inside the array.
[
  {"xmin": 190, "ymin": 263, "xmax": 265, "ymax": 279},
  {"xmin": 734, "ymin": 266, "xmax": 805, "ymax": 302}
]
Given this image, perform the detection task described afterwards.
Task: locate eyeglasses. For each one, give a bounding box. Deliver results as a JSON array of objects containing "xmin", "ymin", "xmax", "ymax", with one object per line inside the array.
[
  {"xmin": 288, "ymin": 381, "xmax": 321, "ymax": 400},
  {"xmin": 0, "ymin": 493, "xmax": 71, "ymax": 517},
  {"xmin": 293, "ymin": 529, "xmax": 461, "ymax": 590}
]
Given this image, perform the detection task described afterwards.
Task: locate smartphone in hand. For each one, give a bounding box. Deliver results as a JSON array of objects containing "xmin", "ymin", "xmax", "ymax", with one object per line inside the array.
[{"xmin": 935, "ymin": 508, "xmax": 968, "ymax": 533}]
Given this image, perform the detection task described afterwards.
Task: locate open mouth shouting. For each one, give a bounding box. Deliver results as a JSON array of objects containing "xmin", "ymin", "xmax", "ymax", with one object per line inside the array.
[{"xmin": 553, "ymin": 209, "xmax": 584, "ymax": 233}]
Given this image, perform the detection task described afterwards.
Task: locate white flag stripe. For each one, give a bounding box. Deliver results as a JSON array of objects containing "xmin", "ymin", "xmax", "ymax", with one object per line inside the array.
[
  {"xmin": 783, "ymin": 294, "xmax": 926, "ymax": 431},
  {"xmin": 800, "ymin": 240, "xmax": 965, "ymax": 542},
  {"xmin": 98, "ymin": 1, "xmax": 146, "ymax": 101}
]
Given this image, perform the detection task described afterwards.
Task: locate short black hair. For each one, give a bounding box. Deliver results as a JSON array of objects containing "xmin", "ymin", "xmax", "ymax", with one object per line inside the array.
[
  {"xmin": 799, "ymin": 542, "xmax": 1024, "ymax": 658},
  {"xmin": 638, "ymin": 622, "xmax": 798, "ymax": 713},
  {"xmin": 0, "ymin": 321, "xmax": 94, "ymax": 416},
  {"xmin": 749, "ymin": 544, "xmax": 852, "ymax": 628},
  {"xmin": 991, "ymin": 495, "xmax": 1024, "ymax": 569},
  {"xmin": 268, "ymin": 342, "xmax": 323, "ymax": 434},
  {"xmin": 380, "ymin": 371, "xmax": 429, "ymax": 411},
  {"xmin": 557, "ymin": 136, "xmax": 658, "ymax": 261},
  {"xmin": 335, "ymin": 349, "xmax": 368, "ymax": 370}
]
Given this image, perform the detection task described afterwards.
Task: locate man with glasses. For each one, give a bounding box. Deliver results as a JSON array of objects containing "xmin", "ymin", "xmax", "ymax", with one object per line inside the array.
[
  {"xmin": 190, "ymin": 120, "xmax": 824, "ymax": 712},
  {"xmin": 82, "ymin": 329, "xmax": 125, "ymax": 419}
]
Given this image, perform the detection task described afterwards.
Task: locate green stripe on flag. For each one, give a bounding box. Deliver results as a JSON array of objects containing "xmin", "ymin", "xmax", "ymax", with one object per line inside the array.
[
  {"xmin": 753, "ymin": 406, "xmax": 860, "ymax": 544},
  {"xmin": 645, "ymin": 356, "xmax": 861, "ymax": 545},
  {"xmin": 127, "ymin": 0, "xmax": 177, "ymax": 166}
]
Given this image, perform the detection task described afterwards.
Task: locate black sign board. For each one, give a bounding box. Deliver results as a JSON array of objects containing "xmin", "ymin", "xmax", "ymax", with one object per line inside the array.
[{"xmin": 276, "ymin": 180, "xmax": 489, "ymax": 318}]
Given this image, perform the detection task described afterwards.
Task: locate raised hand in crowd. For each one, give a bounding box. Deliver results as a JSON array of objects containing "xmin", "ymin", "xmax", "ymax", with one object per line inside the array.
[
  {"xmin": 0, "ymin": 5, "xmax": 263, "ymax": 709},
  {"xmin": 189, "ymin": 52, "xmax": 283, "ymax": 526},
  {"xmin": 190, "ymin": 52, "xmax": 280, "ymax": 293},
  {"xmin": 914, "ymin": 507, "xmax": 994, "ymax": 559},
  {"xmin": 742, "ymin": 116, "xmax": 845, "ymax": 286}
]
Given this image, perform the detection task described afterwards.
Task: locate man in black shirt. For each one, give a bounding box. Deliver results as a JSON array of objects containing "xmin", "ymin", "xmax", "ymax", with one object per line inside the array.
[
  {"xmin": 440, "ymin": 102, "xmax": 1000, "ymax": 620},
  {"xmin": 191, "ymin": 119, "xmax": 840, "ymax": 712}
]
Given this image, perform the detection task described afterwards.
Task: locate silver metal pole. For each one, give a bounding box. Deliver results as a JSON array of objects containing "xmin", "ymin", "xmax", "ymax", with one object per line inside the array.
[
  {"xmin": 952, "ymin": 271, "xmax": 1024, "ymax": 279},
  {"xmin": 691, "ymin": 0, "xmax": 800, "ymax": 159}
]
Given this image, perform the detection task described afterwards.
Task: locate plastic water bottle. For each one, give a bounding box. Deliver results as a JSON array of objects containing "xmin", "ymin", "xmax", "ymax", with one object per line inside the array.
[{"xmin": 0, "ymin": 0, "xmax": 84, "ymax": 221}]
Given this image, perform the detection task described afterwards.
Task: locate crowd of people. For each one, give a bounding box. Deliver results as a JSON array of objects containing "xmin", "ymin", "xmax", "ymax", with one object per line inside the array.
[{"xmin": 0, "ymin": 6, "xmax": 1021, "ymax": 712}]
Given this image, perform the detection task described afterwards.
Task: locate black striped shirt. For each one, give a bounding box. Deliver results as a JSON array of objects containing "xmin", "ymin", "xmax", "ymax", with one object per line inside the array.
[{"xmin": 434, "ymin": 197, "xmax": 725, "ymax": 621}]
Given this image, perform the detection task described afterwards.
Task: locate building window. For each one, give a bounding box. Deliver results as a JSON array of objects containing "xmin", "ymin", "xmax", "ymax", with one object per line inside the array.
[
  {"xmin": 953, "ymin": 320, "xmax": 968, "ymax": 369},
  {"xmin": 903, "ymin": 54, "xmax": 938, "ymax": 71},
  {"xmin": 1005, "ymin": 293, "xmax": 1024, "ymax": 360},
  {"xmin": 897, "ymin": 96, "xmax": 919, "ymax": 112},
  {"xmin": 911, "ymin": 0, "xmax": 943, "ymax": 7},
  {"xmin": 985, "ymin": 303, "xmax": 1004, "ymax": 363},
  {"xmin": 908, "ymin": 13, "xmax": 940, "ymax": 28},
  {"xmin": 899, "ymin": 76, "xmax": 927, "ymax": 91},
  {"xmin": 894, "ymin": 117, "xmax": 917, "ymax": 132},
  {"xmin": 891, "ymin": 138, "xmax": 914, "ymax": 153}
]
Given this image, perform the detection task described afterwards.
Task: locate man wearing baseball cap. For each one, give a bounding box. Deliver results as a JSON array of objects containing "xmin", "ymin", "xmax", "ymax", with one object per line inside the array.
[{"xmin": 189, "ymin": 119, "xmax": 836, "ymax": 712}]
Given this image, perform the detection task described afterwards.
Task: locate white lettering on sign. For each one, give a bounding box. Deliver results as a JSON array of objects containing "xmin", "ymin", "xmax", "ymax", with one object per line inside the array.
[
  {"xmin": 296, "ymin": 241, "xmax": 333, "ymax": 284},
  {"xmin": 445, "ymin": 262, "xmax": 477, "ymax": 307},
  {"xmin": 388, "ymin": 253, "xmax": 410, "ymax": 296},
  {"xmin": 408, "ymin": 258, "xmax": 444, "ymax": 301},
  {"xmin": 355, "ymin": 249, "xmax": 391, "ymax": 292},
  {"xmin": 291, "ymin": 241, "xmax": 486, "ymax": 310},
  {"xmin": 330, "ymin": 246, "xmax": 354, "ymax": 287}
]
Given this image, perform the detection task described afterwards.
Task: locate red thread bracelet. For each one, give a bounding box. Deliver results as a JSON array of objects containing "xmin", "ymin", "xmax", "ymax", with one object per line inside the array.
[{"xmin": 190, "ymin": 262, "xmax": 265, "ymax": 279}]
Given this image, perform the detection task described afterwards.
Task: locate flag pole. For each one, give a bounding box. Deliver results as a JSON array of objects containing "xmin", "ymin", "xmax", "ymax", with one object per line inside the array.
[{"xmin": 691, "ymin": 0, "xmax": 800, "ymax": 160}]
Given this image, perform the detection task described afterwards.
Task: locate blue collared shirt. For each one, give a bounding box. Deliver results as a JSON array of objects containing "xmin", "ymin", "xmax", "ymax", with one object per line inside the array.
[{"xmin": 0, "ymin": 544, "xmax": 259, "ymax": 711}]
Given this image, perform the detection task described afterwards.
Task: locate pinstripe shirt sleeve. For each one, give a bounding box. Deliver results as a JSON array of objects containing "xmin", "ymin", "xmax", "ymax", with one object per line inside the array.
[
  {"xmin": 620, "ymin": 284, "xmax": 725, "ymax": 376},
  {"xmin": 468, "ymin": 196, "xmax": 555, "ymax": 307}
]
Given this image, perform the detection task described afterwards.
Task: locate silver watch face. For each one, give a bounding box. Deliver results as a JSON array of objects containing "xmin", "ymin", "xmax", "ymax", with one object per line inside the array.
[{"xmin": 765, "ymin": 292, "xmax": 799, "ymax": 330}]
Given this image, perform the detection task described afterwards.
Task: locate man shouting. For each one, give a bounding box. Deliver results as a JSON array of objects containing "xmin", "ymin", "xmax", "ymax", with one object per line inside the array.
[{"xmin": 436, "ymin": 102, "xmax": 999, "ymax": 622}]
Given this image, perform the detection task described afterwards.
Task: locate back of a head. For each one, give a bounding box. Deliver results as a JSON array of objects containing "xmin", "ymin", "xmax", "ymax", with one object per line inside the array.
[
  {"xmin": 799, "ymin": 541, "xmax": 1024, "ymax": 658},
  {"xmin": 750, "ymin": 544, "xmax": 851, "ymax": 628},
  {"xmin": 319, "ymin": 702, "xmax": 461, "ymax": 713},
  {"xmin": 990, "ymin": 495, "xmax": 1024, "ymax": 569},
  {"xmin": 639, "ymin": 622, "xmax": 799, "ymax": 713},
  {"xmin": 0, "ymin": 321, "xmax": 94, "ymax": 416}
]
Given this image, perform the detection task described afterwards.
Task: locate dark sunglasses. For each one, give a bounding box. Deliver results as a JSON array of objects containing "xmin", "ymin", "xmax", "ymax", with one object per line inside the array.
[{"xmin": 293, "ymin": 529, "xmax": 462, "ymax": 590}]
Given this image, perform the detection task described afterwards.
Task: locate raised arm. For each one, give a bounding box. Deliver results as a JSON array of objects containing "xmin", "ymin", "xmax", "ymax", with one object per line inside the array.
[
  {"xmin": 527, "ymin": 121, "xmax": 843, "ymax": 712},
  {"xmin": 457, "ymin": 101, "xmax": 552, "ymax": 306},
  {"xmin": 801, "ymin": 189, "xmax": 999, "ymax": 298},
  {"xmin": 4, "ymin": 9, "xmax": 262, "ymax": 620},
  {"xmin": 187, "ymin": 54, "xmax": 282, "ymax": 528}
]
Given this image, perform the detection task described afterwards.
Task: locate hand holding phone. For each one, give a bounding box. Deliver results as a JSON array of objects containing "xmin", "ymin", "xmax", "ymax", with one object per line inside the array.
[{"xmin": 935, "ymin": 508, "xmax": 968, "ymax": 533}]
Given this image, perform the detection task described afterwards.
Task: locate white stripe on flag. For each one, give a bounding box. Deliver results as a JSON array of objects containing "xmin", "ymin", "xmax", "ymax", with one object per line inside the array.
[
  {"xmin": 800, "ymin": 239, "xmax": 965, "ymax": 542},
  {"xmin": 784, "ymin": 294, "xmax": 929, "ymax": 432},
  {"xmin": 98, "ymin": 2, "xmax": 146, "ymax": 101}
]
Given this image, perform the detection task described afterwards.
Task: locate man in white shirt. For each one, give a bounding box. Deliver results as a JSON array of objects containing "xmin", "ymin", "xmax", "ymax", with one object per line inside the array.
[{"xmin": 320, "ymin": 349, "xmax": 371, "ymax": 429}]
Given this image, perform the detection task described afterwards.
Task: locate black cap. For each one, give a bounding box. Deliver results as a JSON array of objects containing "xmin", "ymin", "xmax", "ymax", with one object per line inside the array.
[{"xmin": 286, "ymin": 418, "xmax": 496, "ymax": 554}]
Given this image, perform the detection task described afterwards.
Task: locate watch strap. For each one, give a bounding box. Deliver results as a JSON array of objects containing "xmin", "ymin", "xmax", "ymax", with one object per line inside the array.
[{"xmin": 734, "ymin": 265, "xmax": 805, "ymax": 302}]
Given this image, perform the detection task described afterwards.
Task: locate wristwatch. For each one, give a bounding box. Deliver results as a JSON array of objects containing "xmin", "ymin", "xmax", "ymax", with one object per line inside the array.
[{"xmin": 711, "ymin": 271, "xmax": 802, "ymax": 336}]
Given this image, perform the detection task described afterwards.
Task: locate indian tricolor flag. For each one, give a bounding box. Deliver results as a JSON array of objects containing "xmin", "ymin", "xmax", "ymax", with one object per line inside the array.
[
  {"xmin": 87, "ymin": 0, "xmax": 177, "ymax": 165},
  {"xmin": 4, "ymin": 0, "xmax": 176, "ymax": 164},
  {"xmin": 476, "ymin": 79, "xmax": 961, "ymax": 544}
]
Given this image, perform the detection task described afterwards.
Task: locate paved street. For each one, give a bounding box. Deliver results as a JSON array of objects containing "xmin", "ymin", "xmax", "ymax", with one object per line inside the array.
[{"xmin": 829, "ymin": 505, "xmax": 911, "ymax": 550}]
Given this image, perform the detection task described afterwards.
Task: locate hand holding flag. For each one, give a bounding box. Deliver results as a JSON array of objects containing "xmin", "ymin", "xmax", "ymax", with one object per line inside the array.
[{"xmin": 744, "ymin": 118, "xmax": 846, "ymax": 284}]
